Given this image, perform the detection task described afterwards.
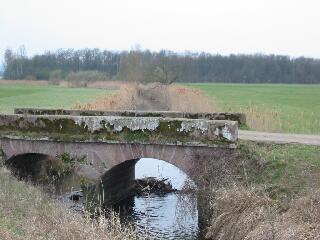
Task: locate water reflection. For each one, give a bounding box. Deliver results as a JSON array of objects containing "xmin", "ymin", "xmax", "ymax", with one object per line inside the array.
[
  {"xmin": 130, "ymin": 158, "xmax": 199, "ymax": 240},
  {"xmin": 10, "ymin": 155, "xmax": 201, "ymax": 239},
  {"xmin": 136, "ymin": 158, "xmax": 188, "ymax": 189}
]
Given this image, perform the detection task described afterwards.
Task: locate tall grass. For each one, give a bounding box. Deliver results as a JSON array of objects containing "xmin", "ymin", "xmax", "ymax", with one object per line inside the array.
[
  {"xmin": 73, "ymin": 84, "xmax": 139, "ymax": 110},
  {"xmin": 203, "ymin": 142, "xmax": 320, "ymax": 240},
  {"xmin": 168, "ymin": 85, "xmax": 217, "ymax": 112},
  {"xmin": 73, "ymin": 83, "xmax": 217, "ymax": 112},
  {"xmin": 206, "ymin": 186, "xmax": 320, "ymax": 240},
  {"xmin": 191, "ymin": 83, "xmax": 320, "ymax": 134},
  {"xmin": 0, "ymin": 167, "xmax": 140, "ymax": 240},
  {"xmin": 234, "ymin": 105, "xmax": 282, "ymax": 132}
]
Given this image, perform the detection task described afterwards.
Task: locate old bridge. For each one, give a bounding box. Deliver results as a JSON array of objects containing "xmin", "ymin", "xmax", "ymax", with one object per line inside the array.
[{"xmin": 0, "ymin": 108, "xmax": 244, "ymax": 206}]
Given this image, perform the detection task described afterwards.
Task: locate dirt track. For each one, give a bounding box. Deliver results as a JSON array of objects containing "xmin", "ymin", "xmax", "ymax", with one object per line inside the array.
[{"xmin": 239, "ymin": 130, "xmax": 320, "ymax": 146}]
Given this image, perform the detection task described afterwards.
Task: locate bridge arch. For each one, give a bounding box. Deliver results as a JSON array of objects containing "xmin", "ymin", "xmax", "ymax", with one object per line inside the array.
[
  {"xmin": 0, "ymin": 139, "xmax": 213, "ymax": 180},
  {"xmin": 6, "ymin": 153, "xmax": 59, "ymax": 182},
  {"xmin": 91, "ymin": 156, "xmax": 198, "ymax": 207},
  {"xmin": 1, "ymin": 138, "xmax": 236, "ymax": 207}
]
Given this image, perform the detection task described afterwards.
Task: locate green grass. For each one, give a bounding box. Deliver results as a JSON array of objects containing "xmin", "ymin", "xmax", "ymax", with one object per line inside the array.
[
  {"xmin": 0, "ymin": 84, "xmax": 112, "ymax": 114},
  {"xmin": 189, "ymin": 83, "xmax": 320, "ymax": 134},
  {"xmin": 243, "ymin": 142, "xmax": 320, "ymax": 190}
]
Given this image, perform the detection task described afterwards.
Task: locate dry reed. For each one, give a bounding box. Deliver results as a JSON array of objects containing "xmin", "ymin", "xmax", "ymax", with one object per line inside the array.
[
  {"xmin": 206, "ymin": 186, "xmax": 320, "ymax": 240},
  {"xmin": 0, "ymin": 80, "xmax": 49, "ymax": 86},
  {"xmin": 168, "ymin": 85, "xmax": 217, "ymax": 112},
  {"xmin": 237, "ymin": 105, "xmax": 281, "ymax": 132},
  {"xmin": 58, "ymin": 80, "xmax": 123, "ymax": 90},
  {"xmin": 73, "ymin": 84, "xmax": 139, "ymax": 111},
  {"xmin": 0, "ymin": 167, "xmax": 142, "ymax": 240},
  {"xmin": 73, "ymin": 83, "xmax": 218, "ymax": 113}
]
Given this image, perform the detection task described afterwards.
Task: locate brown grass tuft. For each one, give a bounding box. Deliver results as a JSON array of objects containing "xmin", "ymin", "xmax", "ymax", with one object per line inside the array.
[
  {"xmin": 0, "ymin": 226, "xmax": 11, "ymax": 240},
  {"xmin": 206, "ymin": 186, "xmax": 320, "ymax": 240},
  {"xmin": 73, "ymin": 84, "xmax": 140, "ymax": 111},
  {"xmin": 74, "ymin": 83, "xmax": 218, "ymax": 113},
  {"xmin": 58, "ymin": 80, "xmax": 123, "ymax": 90},
  {"xmin": 0, "ymin": 80, "xmax": 49, "ymax": 86},
  {"xmin": 168, "ymin": 85, "xmax": 217, "ymax": 112},
  {"xmin": 239, "ymin": 105, "xmax": 282, "ymax": 132}
]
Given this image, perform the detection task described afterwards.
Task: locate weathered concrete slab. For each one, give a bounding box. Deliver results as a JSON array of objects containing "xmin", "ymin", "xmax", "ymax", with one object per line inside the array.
[
  {"xmin": 0, "ymin": 111, "xmax": 239, "ymax": 208},
  {"xmin": 14, "ymin": 108, "xmax": 246, "ymax": 126},
  {"xmin": 0, "ymin": 114, "xmax": 238, "ymax": 147}
]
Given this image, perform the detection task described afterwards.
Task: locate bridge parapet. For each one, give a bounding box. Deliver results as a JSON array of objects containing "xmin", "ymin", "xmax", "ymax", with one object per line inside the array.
[
  {"xmin": 14, "ymin": 108, "xmax": 246, "ymax": 126},
  {"xmin": 0, "ymin": 113, "xmax": 238, "ymax": 147}
]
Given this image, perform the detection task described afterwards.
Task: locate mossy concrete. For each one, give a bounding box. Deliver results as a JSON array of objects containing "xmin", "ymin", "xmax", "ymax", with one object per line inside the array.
[
  {"xmin": 0, "ymin": 114, "xmax": 238, "ymax": 146},
  {"xmin": 0, "ymin": 111, "xmax": 239, "ymax": 208},
  {"xmin": 0, "ymin": 147, "xmax": 4, "ymax": 167},
  {"xmin": 14, "ymin": 108, "xmax": 246, "ymax": 126},
  {"xmin": 0, "ymin": 138, "xmax": 238, "ymax": 208}
]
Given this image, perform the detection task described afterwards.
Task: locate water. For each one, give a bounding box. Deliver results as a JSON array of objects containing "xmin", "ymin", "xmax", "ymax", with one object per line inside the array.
[
  {"xmin": 11, "ymin": 155, "xmax": 201, "ymax": 239},
  {"xmin": 130, "ymin": 158, "xmax": 199, "ymax": 240},
  {"xmin": 136, "ymin": 158, "xmax": 189, "ymax": 189}
]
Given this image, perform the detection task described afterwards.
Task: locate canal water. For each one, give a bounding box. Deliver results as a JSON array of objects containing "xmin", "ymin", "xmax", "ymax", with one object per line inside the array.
[
  {"xmin": 132, "ymin": 158, "xmax": 199, "ymax": 240},
  {"xmin": 56, "ymin": 158, "xmax": 200, "ymax": 239},
  {"xmin": 10, "ymin": 155, "xmax": 201, "ymax": 239}
]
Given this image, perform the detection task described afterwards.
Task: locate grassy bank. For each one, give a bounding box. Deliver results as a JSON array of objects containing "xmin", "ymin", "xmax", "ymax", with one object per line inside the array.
[
  {"xmin": 190, "ymin": 83, "xmax": 320, "ymax": 134},
  {"xmin": 0, "ymin": 85, "xmax": 111, "ymax": 114},
  {"xmin": 204, "ymin": 141, "xmax": 320, "ymax": 240},
  {"xmin": 243, "ymin": 141, "xmax": 320, "ymax": 194},
  {"xmin": 0, "ymin": 167, "xmax": 139, "ymax": 240}
]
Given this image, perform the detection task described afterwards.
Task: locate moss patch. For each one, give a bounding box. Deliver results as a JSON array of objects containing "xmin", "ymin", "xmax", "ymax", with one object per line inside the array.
[{"xmin": 0, "ymin": 115, "xmax": 237, "ymax": 146}]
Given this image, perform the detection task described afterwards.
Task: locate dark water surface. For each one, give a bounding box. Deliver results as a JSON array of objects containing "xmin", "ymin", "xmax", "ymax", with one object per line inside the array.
[
  {"xmin": 53, "ymin": 158, "xmax": 201, "ymax": 239},
  {"xmin": 9, "ymin": 154, "xmax": 201, "ymax": 239},
  {"xmin": 131, "ymin": 158, "xmax": 200, "ymax": 240}
]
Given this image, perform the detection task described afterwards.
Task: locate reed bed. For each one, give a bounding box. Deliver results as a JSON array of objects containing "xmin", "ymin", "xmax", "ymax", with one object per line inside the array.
[{"xmin": 206, "ymin": 186, "xmax": 320, "ymax": 240}]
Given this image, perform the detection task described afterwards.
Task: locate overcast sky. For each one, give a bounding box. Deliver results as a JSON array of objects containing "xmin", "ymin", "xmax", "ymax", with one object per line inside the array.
[{"xmin": 0, "ymin": 0, "xmax": 320, "ymax": 62}]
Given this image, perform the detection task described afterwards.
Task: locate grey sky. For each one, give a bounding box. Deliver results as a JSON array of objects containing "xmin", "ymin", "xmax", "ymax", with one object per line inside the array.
[{"xmin": 0, "ymin": 0, "xmax": 319, "ymax": 61}]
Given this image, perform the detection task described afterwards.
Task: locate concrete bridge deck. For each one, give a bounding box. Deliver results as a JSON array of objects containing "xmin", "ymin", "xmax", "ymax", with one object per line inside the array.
[
  {"xmin": 0, "ymin": 109, "xmax": 240, "ymax": 206},
  {"xmin": 0, "ymin": 113, "xmax": 238, "ymax": 146},
  {"xmin": 14, "ymin": 108, "xmax": 246, "ymax": 126}
]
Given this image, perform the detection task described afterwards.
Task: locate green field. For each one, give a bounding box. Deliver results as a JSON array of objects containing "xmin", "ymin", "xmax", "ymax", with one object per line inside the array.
[
  {"xmin": 0, "ymin": 85, "xmax": 110, "ymax": 114},
  {"xmin": 1, "ymin": 83, "xmax": 320, "ymax": 134},
  {"xmin": 190, "ymin": 83, "xmax": 320, "ymax": 134},
  {"xmin": 0, "ymin": 83, "xmax": 319, "ymax": 239}
]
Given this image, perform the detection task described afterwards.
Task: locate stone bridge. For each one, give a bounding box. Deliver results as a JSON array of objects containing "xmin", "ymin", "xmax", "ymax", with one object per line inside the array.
[{"xmin": 0, "ymin": 108, "xmax": 243, "ymax": 206}]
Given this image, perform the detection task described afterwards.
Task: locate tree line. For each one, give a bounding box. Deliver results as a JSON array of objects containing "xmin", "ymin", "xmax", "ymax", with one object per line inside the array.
[{"xmin": 3, "ymin": 46, "xmax": 320, "ymax": 83}]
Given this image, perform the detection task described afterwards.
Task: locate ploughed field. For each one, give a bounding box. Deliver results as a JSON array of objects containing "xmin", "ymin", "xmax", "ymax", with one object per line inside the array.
[
  {"xmin": 0, "ymin": 84, "xmax": 110, "ymax": 114},
  {"xmin": 190, "ymin": 83, "xmax": 320, "ymax": 134}
]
